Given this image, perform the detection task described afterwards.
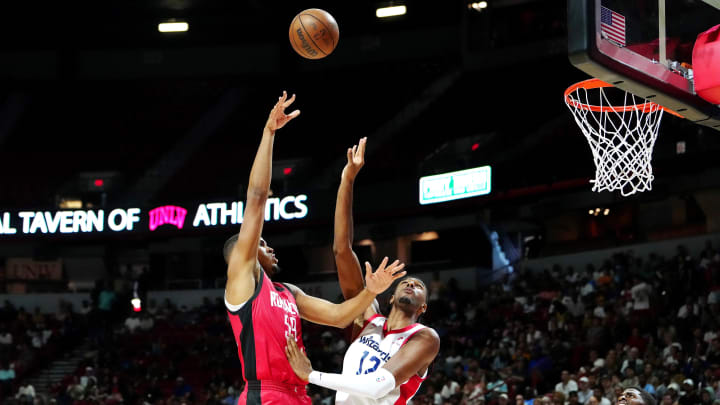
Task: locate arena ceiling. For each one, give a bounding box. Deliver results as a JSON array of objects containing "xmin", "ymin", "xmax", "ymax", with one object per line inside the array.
[{"xmin": 0, "ymin": 0, "xmax": 718, "ymax": 215}]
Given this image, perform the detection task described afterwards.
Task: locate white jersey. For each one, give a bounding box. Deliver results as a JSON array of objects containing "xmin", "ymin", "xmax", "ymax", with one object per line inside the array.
[{"xmin": 336, "ymin": 314, "xmax": 428, "ymax": 405}]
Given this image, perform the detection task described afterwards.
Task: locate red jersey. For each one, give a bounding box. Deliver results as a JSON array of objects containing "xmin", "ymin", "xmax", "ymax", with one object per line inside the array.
[{"xmin": 227, "ymin": 270, "xmax": 308, "ymax": 388}]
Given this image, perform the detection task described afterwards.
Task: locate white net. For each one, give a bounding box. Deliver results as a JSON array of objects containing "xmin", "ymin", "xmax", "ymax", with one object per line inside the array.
[{"xmin": 565, "ymin": 83, "xmax": 664, "ymax": 197}]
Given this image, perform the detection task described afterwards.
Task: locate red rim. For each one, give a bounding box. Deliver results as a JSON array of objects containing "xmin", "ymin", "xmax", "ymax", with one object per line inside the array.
[{"xmin": 565, "ymin": 78, "xmax": 684, "ymax": 118}]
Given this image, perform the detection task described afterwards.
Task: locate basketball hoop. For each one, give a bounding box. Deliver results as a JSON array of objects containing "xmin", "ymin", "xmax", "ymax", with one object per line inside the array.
[{"xmin": 564, "ymin": 78, "xmax": 682, "ymax": 197}]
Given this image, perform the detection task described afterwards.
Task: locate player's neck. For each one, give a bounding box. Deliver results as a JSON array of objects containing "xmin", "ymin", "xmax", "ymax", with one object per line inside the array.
[{"xmin": 385, "ymin": 307, "xmax": 416, "ymax": 331}]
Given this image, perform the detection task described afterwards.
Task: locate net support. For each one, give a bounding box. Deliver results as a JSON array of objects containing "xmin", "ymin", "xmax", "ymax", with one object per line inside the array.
[{"xmin": 659, "ymin": 0, "xmax": 667, "ymax": 67}]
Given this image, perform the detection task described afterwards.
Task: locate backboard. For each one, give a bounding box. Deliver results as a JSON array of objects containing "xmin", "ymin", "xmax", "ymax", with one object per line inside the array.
[{"xmin": 568, "ymin": 0, "xmax": 720, "ymax": 131}]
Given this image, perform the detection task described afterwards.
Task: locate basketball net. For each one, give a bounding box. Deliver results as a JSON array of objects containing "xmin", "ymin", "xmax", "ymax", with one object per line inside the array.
[{"xmin": 564, "ymin": 79, "xmax": 676, "ymax": 197}]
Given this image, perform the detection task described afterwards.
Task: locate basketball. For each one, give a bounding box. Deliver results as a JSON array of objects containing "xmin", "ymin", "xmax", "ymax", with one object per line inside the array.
[{"xmin": 289, "ymin": 9, "xmax": 339, "ymax": 60}]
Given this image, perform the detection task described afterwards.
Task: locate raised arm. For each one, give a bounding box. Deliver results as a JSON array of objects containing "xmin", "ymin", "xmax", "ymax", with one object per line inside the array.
[
  {"xmin": 286, "ymin": 327, "xmax": 440, "ymax": 399},
  {"xmin": 286, "ymin": 257, "xmax": 405, "ymax": 328},
  {"xmin": 225, "ymin": 92, "xmax": 300, "ymax": 306},
  {"xmin": 332, "ymin": 137, "xmax": 367, "ymax": 300}
]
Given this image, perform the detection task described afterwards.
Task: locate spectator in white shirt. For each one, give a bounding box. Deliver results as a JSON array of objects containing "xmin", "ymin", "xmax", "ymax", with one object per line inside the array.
[
  {"xmin": 555, "ymin": 370, "xmax": 578, "ymax": 397},
  {"xmin": 703, "ymin": 328, "xmax": 718, "ymax": 344},
  {"xmin": 124, "ymin": 315, "xmax": 141, "ymax": 333},
  {"xmin": 0, "ymin": 327, "xmax": 12, "ymax": 346},
  {"xmin": 441, "ymin": 376, "xmax": 461, "ymax": 399},
  {"xmin": 16, "ymin": 383, "xmax": 35, "ymax": 403},
  {"xmin": 80, "ymin": 366, "xmax": 97, "ymax": 388},
  {"xmin": 28, "ymin": 329, "xmax": 43, "ymax": 349},
  {"xmin": 620, "ymin": 347, "xmax": 644, "ymax": 374},
  {"xmin": 676, "ymin": 296, "xmax": 699, "ymax": 319},
  {"xmin": 580, "ymin": 278, "xmax": 595, "ymax": 297},
  {"xmin": 577, "ymin": 376, "xmax": 592, "ymax": 404},
  {"xmin": 631, "ymin": 278, "xmax": 651, "ymax": 312}
]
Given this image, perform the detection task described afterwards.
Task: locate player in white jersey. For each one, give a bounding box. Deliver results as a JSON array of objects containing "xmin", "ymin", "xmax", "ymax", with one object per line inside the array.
[{"xmin": 285, "ymin": 138, "xmax": 440, "ymax": 405}]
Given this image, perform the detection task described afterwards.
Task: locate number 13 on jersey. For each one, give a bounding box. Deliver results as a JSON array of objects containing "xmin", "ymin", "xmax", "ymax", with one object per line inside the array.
[{"xmin": 357, "ymin": 350, "xmax": 381, "ymax": 375}]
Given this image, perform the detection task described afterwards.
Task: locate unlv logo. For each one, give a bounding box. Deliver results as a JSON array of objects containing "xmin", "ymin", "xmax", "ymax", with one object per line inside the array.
[{"xmin": 149, "ymin": 205, "xmax": 187, "ymax": 231}]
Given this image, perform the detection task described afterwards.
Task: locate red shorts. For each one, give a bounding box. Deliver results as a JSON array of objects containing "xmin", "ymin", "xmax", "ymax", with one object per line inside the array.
[{"xmin": 239, "ymin": 380, "xmax": 311, "ymax": 405}]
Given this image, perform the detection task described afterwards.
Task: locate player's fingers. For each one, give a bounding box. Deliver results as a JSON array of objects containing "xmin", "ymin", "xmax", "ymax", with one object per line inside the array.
[
  {"xmin": 288, "ymin": 338, "xmax": 299, "ymax": 357},
  {"xmin": 347, "ymin": 148, "xmax": 353, "ymax": 163},
  {"xmin": 285, "ymin": 341, "xmax": 292, "ymax": 358},
  {"xmin": 352, "ymin": 144, "xmax": 358, "ymax": 159},
  {"xmin": 287, "ymin": 110, "xmax": 300, "ymax": 119},
  {"xmin": 385, "ymin": 259, "xmax": 400, "ymax": 271},
  {"xmin": 390, "ymin": 262, "xmax": 405, "ymax": 274},
  {"xmin": 392, "ymin": 270, "xmax": 407, "ymax": 280},
  {"xmin": 377, "ymin": 256, "xmax": 389, "ymax": 272},
  {"xmin": 283, "ymin": 93, "xmax": 296, "ymax": 108},
  {"xmin": 358, "ymin": 137, "xmax": 367, "ymax": 157},
  {"xmin": 365, "ymin": 261, "xmax": 372, "ymax": 278}
]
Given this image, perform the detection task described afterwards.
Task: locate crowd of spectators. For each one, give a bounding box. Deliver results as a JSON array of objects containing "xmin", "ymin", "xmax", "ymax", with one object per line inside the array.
[
  {"xmin": 404, "ymin": 240, "xmax": 720, "ymax": 405},
  {"xmin": 2, "ymin": 238, "xmax": 719, "ymax": 405},
  {"xmin": 0, "ymin": 298, "xmax": 86, "ymax": 403},
  {"xmin": 39, "ymin": 297, "xmax": 245, "ymax": 405}
]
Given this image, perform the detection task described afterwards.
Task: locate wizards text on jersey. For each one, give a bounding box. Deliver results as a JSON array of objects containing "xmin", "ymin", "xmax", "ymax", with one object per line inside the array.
[{"xmin": 358, "ymin": 336, "xmax": 392, "ymax": 362}]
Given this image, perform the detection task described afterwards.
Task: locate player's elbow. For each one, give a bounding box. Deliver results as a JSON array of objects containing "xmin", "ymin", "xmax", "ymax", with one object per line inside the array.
[
  {"xmin": 246, "ymin": 187, "xmax": 268, "ymax": 200},
  {"xmin": 332, "ymin": 242, "xmax": 352, "ymax": 257},
  {"xmin": 366, "ymin": 369, "xmax": 397, "ymax": 399},
  {"xmin": 367, "ymin": 384, "xmax": 394, "ymax": 400}
]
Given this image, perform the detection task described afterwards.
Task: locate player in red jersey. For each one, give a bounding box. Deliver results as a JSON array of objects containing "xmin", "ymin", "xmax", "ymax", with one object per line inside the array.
[
  {"xmin": 224, "ymin": 93, "xmax": 407, "ymax": 405},
  {"xmin": 285, "ymin": 138, "xmax": 440, "ymax": 405}
]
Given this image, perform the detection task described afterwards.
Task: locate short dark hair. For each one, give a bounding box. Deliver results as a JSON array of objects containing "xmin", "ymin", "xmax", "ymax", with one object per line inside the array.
[
  {"xmin": 223, "ymin": 234, "xmax": 239, "ymax": 264},
  {"xmin": 626, "ymin": 387, "xmax": 656, "ymax": 405}
]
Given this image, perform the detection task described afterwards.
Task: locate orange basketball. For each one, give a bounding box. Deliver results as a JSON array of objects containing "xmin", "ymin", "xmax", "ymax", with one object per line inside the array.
[{"xmin": 289, "ymin": 9, "xmax": 339, "ymax": 60}]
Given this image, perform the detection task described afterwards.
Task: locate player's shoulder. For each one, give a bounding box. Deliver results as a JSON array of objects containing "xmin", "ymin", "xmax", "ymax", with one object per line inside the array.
[
  {"xmin": 416, "ymin": 325, "xmax": 439, "ymax": 337},
  {"xmin": 370, "ymin": 313, "xmax": 388, "ymax": 322},
  {"xmin": 280, "ymin": 281, "xmax": 297, "ymax": 290},
  {"xmin": 400, "ymin": 326, "xmax": 440, "ymax": 358},
  {"xmin": 361, "ymin": 314, "xmax": 387, "ymax": 329},
  {"xmin": 412, "ymin": 326, "xmax": 440, "ymax": 344}
]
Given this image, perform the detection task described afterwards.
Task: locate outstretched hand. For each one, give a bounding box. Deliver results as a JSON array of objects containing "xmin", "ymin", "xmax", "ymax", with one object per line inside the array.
[
  {"xmin": 285, "ymin": 336, "xmax": 313, "ymax": 382},
  {"xmin": 341, "ymin": 137, "xmax": 367, "ymax": 182},
  {"xmin": 364, "ymin": 257, "xmax": 407, "ymax": 295},
  {"xmin": 265, "ymin": 91, "xmax": 300, "ymax": 133}
]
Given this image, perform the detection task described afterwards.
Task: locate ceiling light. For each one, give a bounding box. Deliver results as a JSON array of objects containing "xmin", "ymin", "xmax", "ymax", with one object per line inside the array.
[
  {"xmin": 158, "ymin": 21, "xmax": 188, "ymax": 33},
  {"xmin": 376, "ymin": 5, "xmax": 406, "ymax": 18}
]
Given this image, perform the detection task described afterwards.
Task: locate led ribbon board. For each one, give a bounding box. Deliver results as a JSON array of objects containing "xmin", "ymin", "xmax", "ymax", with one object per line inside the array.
[
  {"xmin": 0, "ymin": 195, "xmax": 309, "ymax": 237},
  {"xmin": 419, "ymin": 166, "xmax": 491, "ymax": 205}
]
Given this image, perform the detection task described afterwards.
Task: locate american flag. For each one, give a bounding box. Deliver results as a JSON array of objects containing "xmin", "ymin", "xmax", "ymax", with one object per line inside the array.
[{"xmin": 600, "ymin": 6, "xmax": 626, "ymax": 46}]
